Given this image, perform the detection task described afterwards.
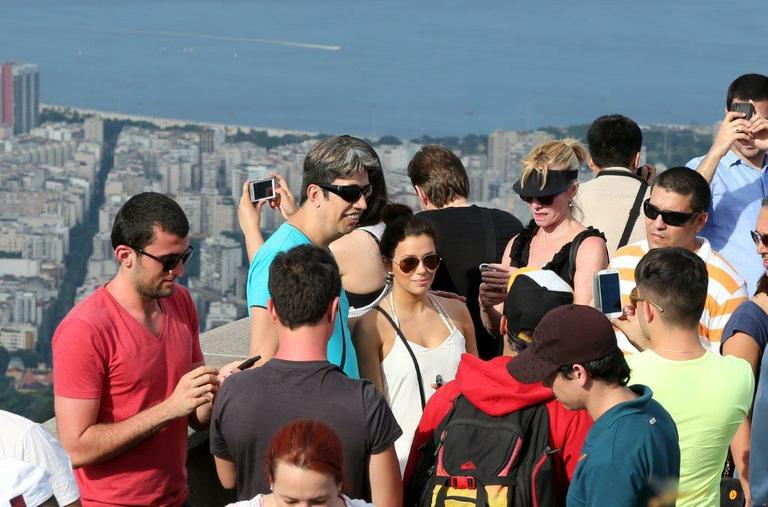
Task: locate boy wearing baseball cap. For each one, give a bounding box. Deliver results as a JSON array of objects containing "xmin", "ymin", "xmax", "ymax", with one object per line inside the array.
[{"xmin": 509, "ymin": 304, "xmax": 680, "ymax": 506}]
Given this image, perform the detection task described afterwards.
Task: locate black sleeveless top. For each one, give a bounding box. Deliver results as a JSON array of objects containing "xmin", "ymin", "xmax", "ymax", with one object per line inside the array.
[{"xmin": 508, "ymin": 220, "xmax": 606, "ymax": 287}]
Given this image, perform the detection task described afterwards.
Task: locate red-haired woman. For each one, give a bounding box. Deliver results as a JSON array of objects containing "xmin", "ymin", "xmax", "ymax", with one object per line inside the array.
[{"xmin": 226, "ymin": 420, "xmax": 376, "ymax": 507}]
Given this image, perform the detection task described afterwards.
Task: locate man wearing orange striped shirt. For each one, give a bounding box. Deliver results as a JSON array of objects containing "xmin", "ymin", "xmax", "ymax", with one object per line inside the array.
[{"xmin": 611, "ymin": 167, "xmax": 747, "ymax": 354}]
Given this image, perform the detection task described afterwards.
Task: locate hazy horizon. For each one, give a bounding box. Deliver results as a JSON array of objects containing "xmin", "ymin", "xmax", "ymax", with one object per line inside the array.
[{"xmin": 0, "ymin": 0, "xmax": 762, "ymax": 137}]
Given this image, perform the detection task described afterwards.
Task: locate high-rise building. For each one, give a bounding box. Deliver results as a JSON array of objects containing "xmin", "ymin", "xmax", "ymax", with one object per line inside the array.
[
  {"xmin": 84, "ymin": 116, "xmax": 104, "ymax": 144},
  {"xmin": 0, "ymin": 62, "xmax": 40, "ymax": 135},
  {"xmin": 194, "ymin": 128, "xmax": 215, "ymax": 191},
  {"xmin": 199, "ymin": 235, "xmax": 242, "ymax": 294}
]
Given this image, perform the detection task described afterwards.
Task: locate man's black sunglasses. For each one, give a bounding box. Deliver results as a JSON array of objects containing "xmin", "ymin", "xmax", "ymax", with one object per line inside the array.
[
  {"xmin": 317, "ymin": 184, "xmax": 373, "ymax": 203},
  {"xmin": 642, "ymin": 199, "xmax": 701, "ymax": 227},
  {"xmin": 134, "ymin": 246, "xmax": 195, "ymax": 272},
  {"xmin": 751, "ymin": 230, "xmax": 768, "ymax": 248}
]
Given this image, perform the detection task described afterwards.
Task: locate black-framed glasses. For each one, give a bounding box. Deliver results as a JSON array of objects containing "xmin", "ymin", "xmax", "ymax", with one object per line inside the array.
[
  {"xmin": 390, "ymin": 253, "xmax": 442, "ymax": 274},
  {"xmin": 642, "ymin": 199, "xmax": 701, "ymax": 227},
  {"xmin": 134, "ymin": 246, "xmax": 194, "ymax": 272},
  {"xmin": 629, "ymin": 286, "xmax": 664, "ymax": 313},
  {"xmin": 751, "ymin": 230, "xmax": 768, "ymax": 248},
  {"xmin": 522, "ymin": 193, "xmax": 560, "ymax": 205},
  {"xmin": 317, "ymin": 184, "xmax": 373, "ymax": 203}
]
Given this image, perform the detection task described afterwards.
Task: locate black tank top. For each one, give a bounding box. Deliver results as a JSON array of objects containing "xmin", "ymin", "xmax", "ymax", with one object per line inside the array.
[{"xmin": 508, "ymin": 220, "xmax": 606, "ymax": 287}]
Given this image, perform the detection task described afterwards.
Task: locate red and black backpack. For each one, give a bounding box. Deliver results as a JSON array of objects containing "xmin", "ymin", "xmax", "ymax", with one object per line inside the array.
[{"xmin": 406, "ymin": 395, "xmax": 560, "ymax": 507}]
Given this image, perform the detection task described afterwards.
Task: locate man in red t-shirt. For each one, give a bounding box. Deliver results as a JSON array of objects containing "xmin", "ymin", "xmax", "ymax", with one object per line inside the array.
[{"xmin": 53, "ymin": 192, "xmax": 219, "ymax": 507}]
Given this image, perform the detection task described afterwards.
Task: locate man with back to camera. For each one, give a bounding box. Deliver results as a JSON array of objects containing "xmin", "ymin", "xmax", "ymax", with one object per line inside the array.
[
  {"xmin": 0, "ymin": 409, "xmax": 80, "ymax": 506},
  {"xmin": 403, "ymin": 269, "xmax": 591, "ymax": 505},
  {"xmin": 211, "ymin": 244, "xmax": 402, "ymax": 507},
  {"xmin": 407, "ymin": 144, "xmax": 522, "ymax": 359},
  {"xmin": 578, "ymin": 114, "xmax": 653, "ymax": 255},
  {"xmin": 687, "ymin": 73, "xmax": 768, "ymax": 294},
  {"xmin": 621, "ymin": 248, "xmax": 754, "ymax": 506},
  {"xmin": 246, "ymin": 135, "xmax": 381, "ymax": 378},
  {"xmin": 53, "ymin": 192, "xmax": 219, "ymax": 506},
  {"xmin": 508, "ymin": 304, "xmax": 681, "ymax": 507},
  {"xmin": 610, "ymin": 167, "xmax": 747, "ymax": 354}
]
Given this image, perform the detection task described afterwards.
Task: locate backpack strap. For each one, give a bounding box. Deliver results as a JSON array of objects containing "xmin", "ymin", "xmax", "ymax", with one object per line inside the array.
[
  {"xmin": 567, "ymin": 228, "xmax": 607, "ymax": 283},
  {"xmin": 375, "ymin": 306, "xmax": 427, "ymax": 409}
]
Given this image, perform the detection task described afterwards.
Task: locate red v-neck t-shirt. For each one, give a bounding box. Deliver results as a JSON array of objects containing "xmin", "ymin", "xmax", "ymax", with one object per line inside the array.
[{"xmin": 53, "ymin": 284, "xmax": 204, "ymax": 507}]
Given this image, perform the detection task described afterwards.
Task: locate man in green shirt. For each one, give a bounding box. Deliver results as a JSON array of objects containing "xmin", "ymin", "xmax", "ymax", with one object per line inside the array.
[
  {"xmin": 509, "ymin": 304, "xmax": 680, "ymax": 506},
  {"xmin": 621, "ymin": 247, "xmax": 755, "ymax": 506}
]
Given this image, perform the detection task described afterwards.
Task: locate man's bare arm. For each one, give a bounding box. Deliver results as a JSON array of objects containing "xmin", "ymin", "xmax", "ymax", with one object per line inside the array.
[
  {"xmin": 214, "ymin": 456, "xmax": 237, "ymax": 489},
  {"xmin": 368, "ymin": 446, "xmax": 403, "ymax": 507},
  {"xmin": 696, "ymin": 111, "xmax": 752, "ymax": 183},
  {"xmin": 56, "ymin": 365, "xmax": 218, "ymax": 467},
  {"xmin": 250, "ymin": 306, "xmax": 278, "ymax": 359}
]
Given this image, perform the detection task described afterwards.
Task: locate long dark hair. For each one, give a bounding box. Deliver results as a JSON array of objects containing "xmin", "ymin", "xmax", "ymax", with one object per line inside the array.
[
  {"xmin": 379, "ymin": 204, "xmax": 437, "ymax": 259},
  {"xmin": 756, "ymin": 274, "xmax": 768, "ymax": 296}
]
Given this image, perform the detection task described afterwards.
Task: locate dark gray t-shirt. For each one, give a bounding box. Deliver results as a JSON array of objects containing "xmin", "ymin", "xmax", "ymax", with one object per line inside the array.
[{"xmin": 210, "ymin": 359, "xmax": 401, "ymax": 500}]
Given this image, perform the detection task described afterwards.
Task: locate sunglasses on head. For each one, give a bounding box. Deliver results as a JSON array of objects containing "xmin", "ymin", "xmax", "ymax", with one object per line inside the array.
[
  {"xmin": 642, "ymin": 199, "xmax": 700, "ymax": 227},
  {"xmin": 521, "ymin": 193, "xmax": 559, "ymax": 205},
  {"xmin": 134, "ymin": 246, "xmax": 195, "ymax": 272},
  {"xmin": 391, "ymin": 253, "xmax": 441, "ymax": 274},
  {"xmin": 751, "ymin": 230, "xmax": 768, "ymax": 248},
  {"xmin": 317, "ymin": 183, "xmax": 373, "ymax": 203},
  {"xmin": 629, "ymin": 286, "xmax": 664, "ymax": 313}
]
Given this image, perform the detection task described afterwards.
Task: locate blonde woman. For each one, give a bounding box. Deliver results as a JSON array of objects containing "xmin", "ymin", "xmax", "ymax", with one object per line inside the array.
[{"xmin": 479, "ymin": 139, "xmax": 608, "ymax": 339}]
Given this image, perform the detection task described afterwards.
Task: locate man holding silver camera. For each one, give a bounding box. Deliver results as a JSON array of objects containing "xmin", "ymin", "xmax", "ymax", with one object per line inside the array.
[{"xmin": 244, "ymin": 135, "xmax": 380, "ymax": 379}]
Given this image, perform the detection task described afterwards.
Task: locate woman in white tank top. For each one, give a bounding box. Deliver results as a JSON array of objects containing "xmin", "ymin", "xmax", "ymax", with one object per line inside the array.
[{"xmin": 353, "ymin": 205, "xmax": 478, "ymax": 473}]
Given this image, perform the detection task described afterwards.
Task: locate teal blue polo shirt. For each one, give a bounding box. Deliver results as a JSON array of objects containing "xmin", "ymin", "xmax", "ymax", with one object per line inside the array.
[
  {"xmin": 246, "ymin": 223, "xmax": 359, "ymax": 379},
  {"xmin": 567, "ymin": 385, "xmax": 680, "ymax": 507}
]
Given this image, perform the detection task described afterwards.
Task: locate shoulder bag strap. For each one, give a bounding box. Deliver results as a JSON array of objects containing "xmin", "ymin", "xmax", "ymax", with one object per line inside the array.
[
  {"xmin": 339, "ymin": 322, "xmax": 346, "ymax": 374},
  {"xmin": 617, "ymin": 181, "xmax": 648, "ymax": 249},
  {"xmin": 374, "ymin": 306, "xmax": 427, "ymax": 409},
  {"xmin": 594, "ymin": 169, "xmax": 646, "ymax": 183}
]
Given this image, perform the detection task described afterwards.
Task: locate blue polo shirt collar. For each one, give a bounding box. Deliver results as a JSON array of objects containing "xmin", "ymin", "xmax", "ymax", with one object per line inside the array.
[
  {"xmin": 724, "ymin": 149, "xmax": 768, "ymax": 171},
  {"xmin": 584, "ymin": 385, "xmax": 653, "ymax": 444}
]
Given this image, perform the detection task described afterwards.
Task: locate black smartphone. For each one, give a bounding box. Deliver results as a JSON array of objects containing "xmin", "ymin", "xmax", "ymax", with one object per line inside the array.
[
  {"xmin": 248, "ymin": 178, "xmax": 276, "ymax": 203},
  {"xmin": 732, "ymin": 102, "xmax": 755, "ymax": 120},
  {"xmin": 237, "ymin": 355, "xmax": 261, "ymax": 370}
]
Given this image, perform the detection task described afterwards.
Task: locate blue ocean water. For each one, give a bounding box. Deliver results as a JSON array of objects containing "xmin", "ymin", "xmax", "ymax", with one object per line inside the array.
[{"xmin": 0, "ymin": 0, "xmax": 762, "ymax": 137}]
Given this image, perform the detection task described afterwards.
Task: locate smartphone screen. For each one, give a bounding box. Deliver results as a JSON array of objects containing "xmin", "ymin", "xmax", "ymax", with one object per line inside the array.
[
  {"xmin": 249, "ymin": 178, "xmax": 275, "ymax": 202},
  {"xmin": 598, "ymin": 272, "xmax": 622, "ymax": 315}
]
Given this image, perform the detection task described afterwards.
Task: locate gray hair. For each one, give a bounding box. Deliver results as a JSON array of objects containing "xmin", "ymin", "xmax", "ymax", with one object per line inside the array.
[{"xmin": 301, "ymin": 135, "xmax": 381, "ymax": 203}]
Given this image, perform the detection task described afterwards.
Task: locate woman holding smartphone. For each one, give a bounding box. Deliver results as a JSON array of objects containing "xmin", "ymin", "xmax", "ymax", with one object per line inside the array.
[
  {"xmin": 353, "ymin": 204, "xmax": 477, "ymax": 473},
  {"xmin": 479, "ymin": 139, "xmax": 608, "ymax": 340}
]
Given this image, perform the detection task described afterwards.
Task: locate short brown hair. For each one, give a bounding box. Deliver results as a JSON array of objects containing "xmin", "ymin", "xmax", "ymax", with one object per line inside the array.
[{"xmin": 407, "ymin": 145, "xmax": 469, "ymax": 207}]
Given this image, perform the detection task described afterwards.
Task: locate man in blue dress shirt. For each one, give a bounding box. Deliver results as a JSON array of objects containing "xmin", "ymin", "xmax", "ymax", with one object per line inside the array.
[{"xmin": 687, "ymin": 73, "xmax": 768, "ymax": 293}]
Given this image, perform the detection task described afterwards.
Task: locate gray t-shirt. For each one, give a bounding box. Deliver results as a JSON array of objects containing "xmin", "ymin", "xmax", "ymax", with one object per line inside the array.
[{"xmin": 210, "ymin": 359, "xmax": 402, "ymax": 500}]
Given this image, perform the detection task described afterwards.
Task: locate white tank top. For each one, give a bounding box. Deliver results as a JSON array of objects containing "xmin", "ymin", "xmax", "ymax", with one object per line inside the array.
[{"xmin": 380, "ymin": 292, "xmax": 466, "ymax": 474}]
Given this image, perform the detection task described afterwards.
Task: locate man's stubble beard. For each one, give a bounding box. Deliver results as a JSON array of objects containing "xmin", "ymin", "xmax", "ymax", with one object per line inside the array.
[{"xmin": 132, "ymin": 264, "xmax": 174, "ymax": 300}]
